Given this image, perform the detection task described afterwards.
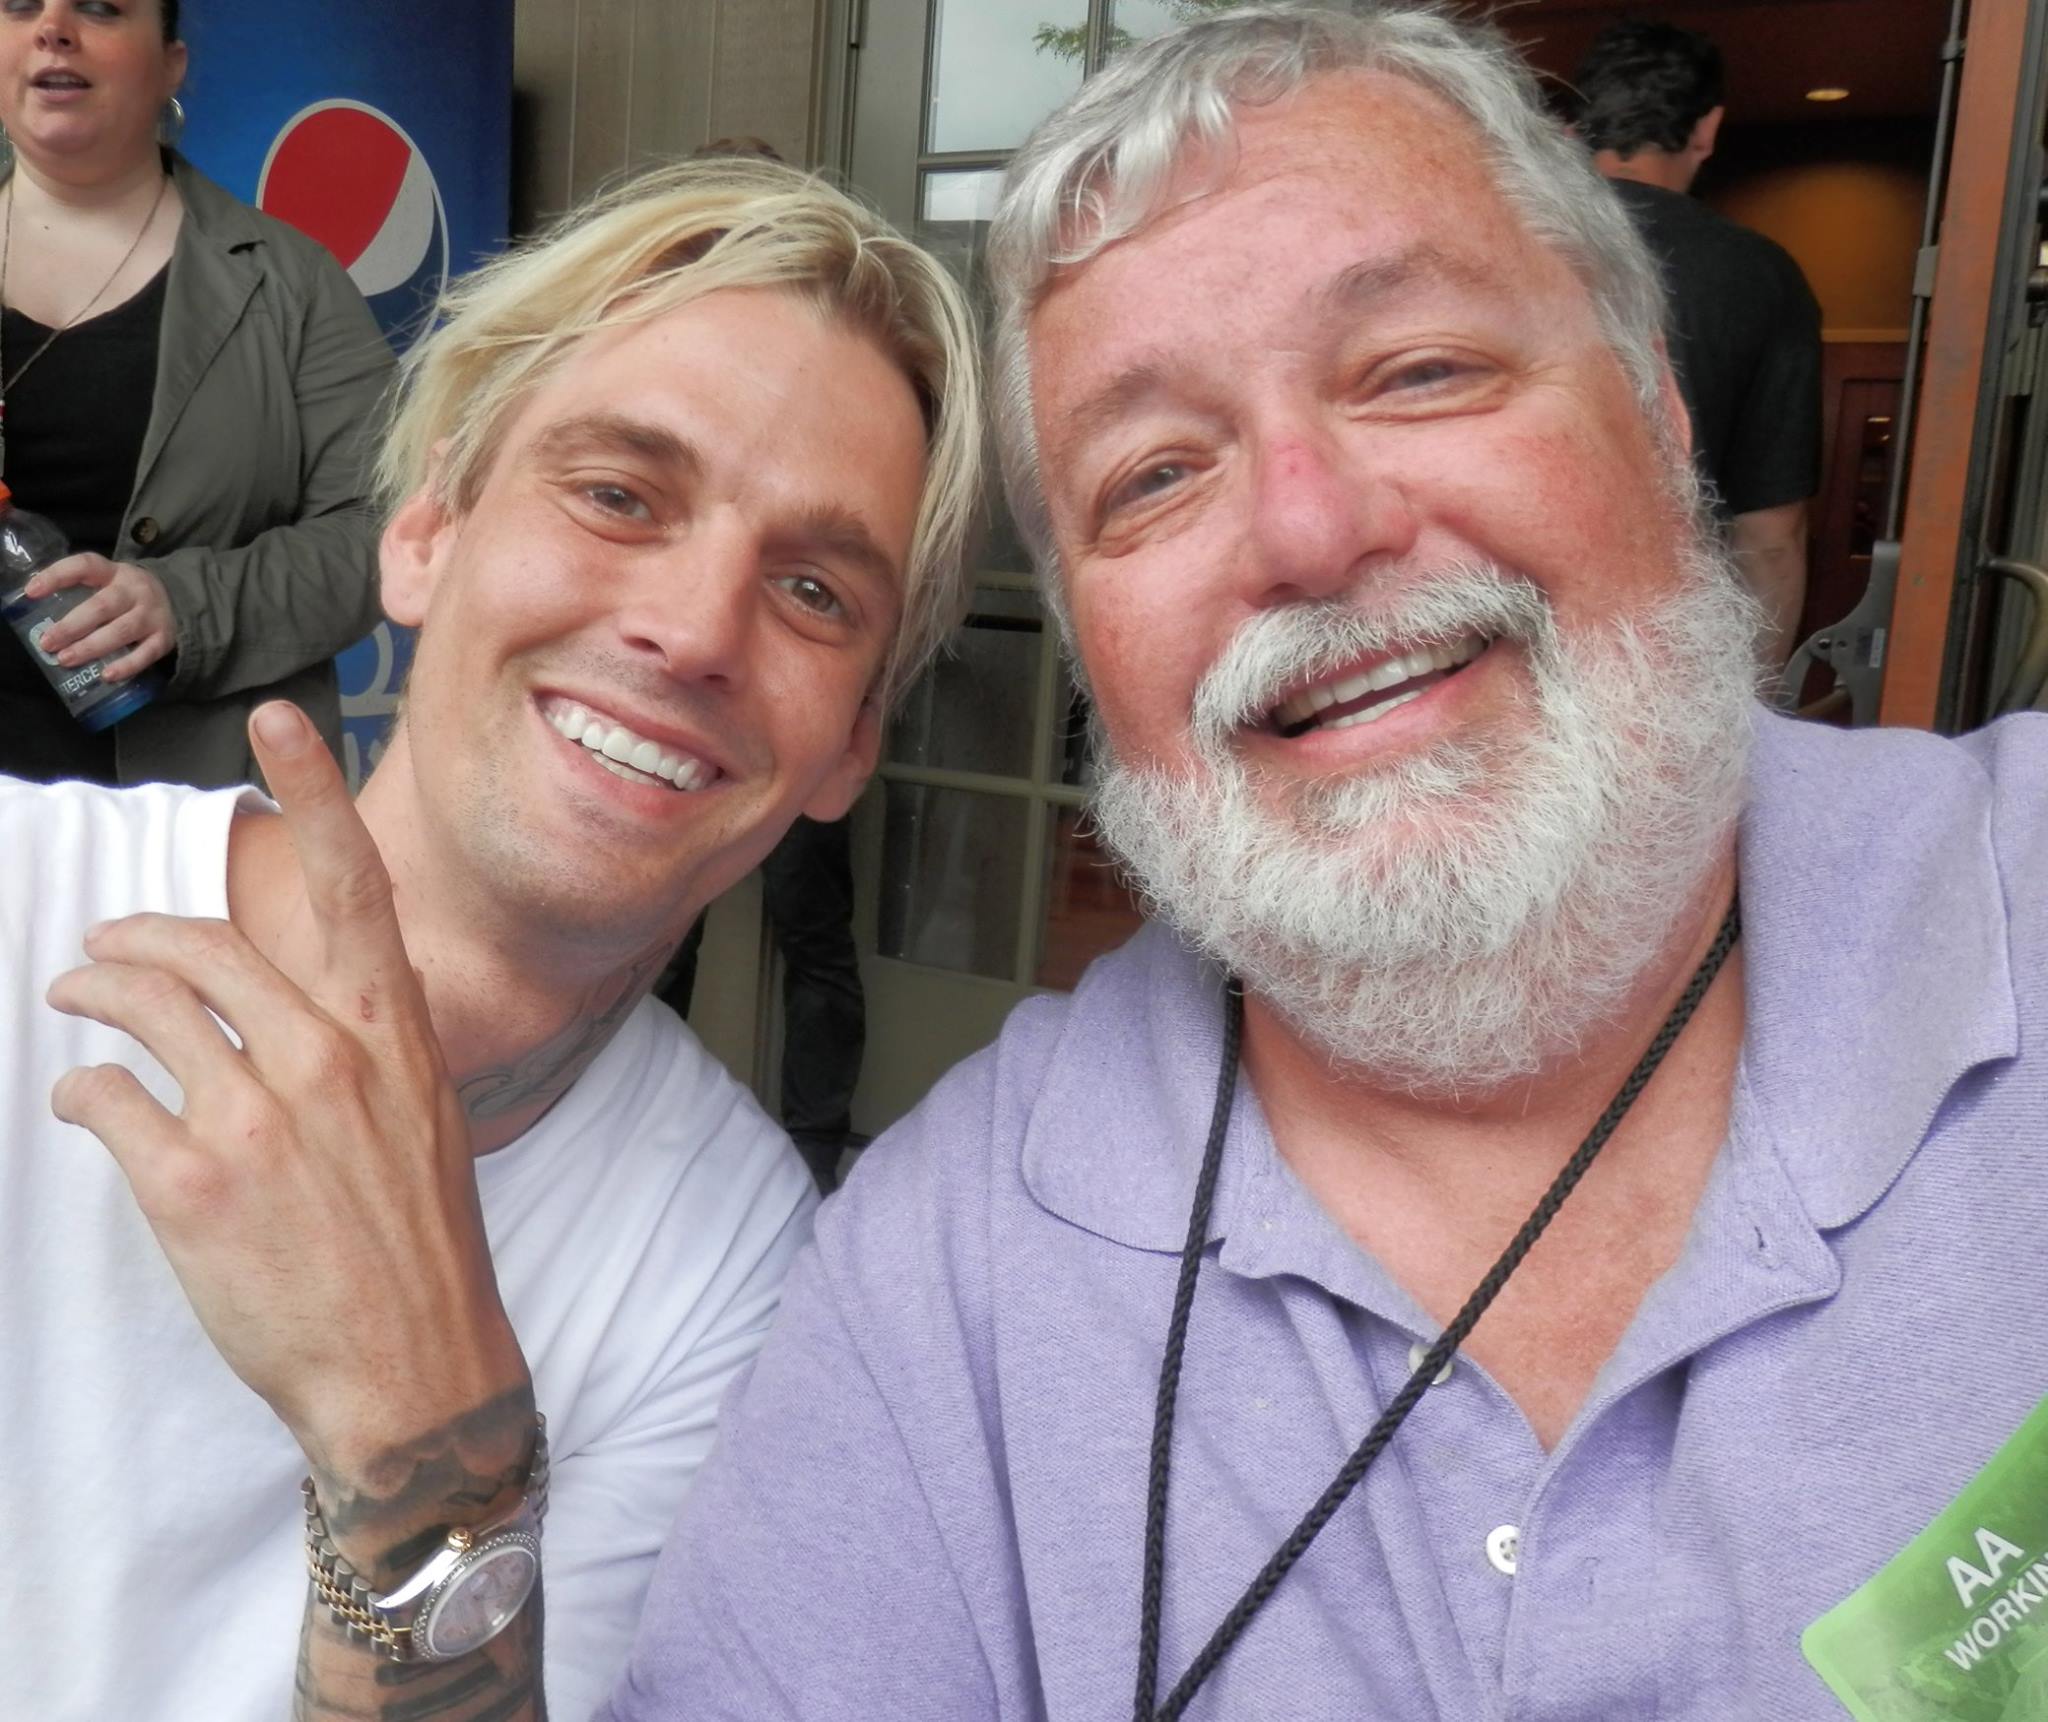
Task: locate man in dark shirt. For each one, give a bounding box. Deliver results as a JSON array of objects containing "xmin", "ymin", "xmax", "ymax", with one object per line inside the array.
[{"xmin": 1572, "ymin": 22, "xmax": 1822, "ymax": 663}]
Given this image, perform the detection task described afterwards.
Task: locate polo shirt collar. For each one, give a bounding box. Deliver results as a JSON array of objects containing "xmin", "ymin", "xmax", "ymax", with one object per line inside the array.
[
  {"xmin": 1021, "ymin": 708, "xmax": 2019, "ymax": 1251},
  {"xmin": 1734, "ymin": 709, "xmax": 2017, "ymax": 1230},
  {"xmin": 1020, "ymin": 921, "xmax": 1243, "ymax": 1253}
]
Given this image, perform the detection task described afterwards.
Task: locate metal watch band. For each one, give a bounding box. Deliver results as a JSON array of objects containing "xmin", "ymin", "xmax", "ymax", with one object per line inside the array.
[{"xmin": 303, "ymin": 1414, "xmax": 550, "ymax": 1662}]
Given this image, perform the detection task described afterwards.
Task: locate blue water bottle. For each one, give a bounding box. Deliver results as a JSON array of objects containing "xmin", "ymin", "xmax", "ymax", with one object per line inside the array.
[{"xmin": 0, "ymin": 481, "xmax": 163, "ymax": 732}]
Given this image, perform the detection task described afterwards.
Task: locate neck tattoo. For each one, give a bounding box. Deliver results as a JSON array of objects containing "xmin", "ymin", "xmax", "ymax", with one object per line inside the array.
[{"xmin": 454, "ymin": 945, "xmax": 669, "ymax": 1125}]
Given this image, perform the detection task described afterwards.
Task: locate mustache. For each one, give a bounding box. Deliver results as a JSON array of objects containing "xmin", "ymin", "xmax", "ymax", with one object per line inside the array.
[{"xmin": 1189, "ymin": 562, "xmax": 1555, "ymax": 750}]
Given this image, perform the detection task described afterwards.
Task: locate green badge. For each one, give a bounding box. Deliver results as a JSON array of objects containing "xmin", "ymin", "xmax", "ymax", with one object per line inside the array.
[{"xmin": 1803, "ymin": 1394, "xmax": 2048, "ymax": 1720}]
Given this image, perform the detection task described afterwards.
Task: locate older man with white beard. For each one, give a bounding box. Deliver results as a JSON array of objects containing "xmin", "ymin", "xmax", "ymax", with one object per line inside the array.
[{"xmin": 591, "ymin": 7, "xmax": 2048, "ymax": 1722}]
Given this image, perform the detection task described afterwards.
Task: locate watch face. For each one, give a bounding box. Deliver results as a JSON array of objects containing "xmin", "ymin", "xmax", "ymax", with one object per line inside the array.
[{"xmin": 417, "ymin": 1535, "xmax": 541, "ymax": 1661}]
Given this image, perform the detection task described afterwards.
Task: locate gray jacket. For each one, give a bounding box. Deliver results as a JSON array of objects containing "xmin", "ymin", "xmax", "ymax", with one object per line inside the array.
[{"xmin": 105, "ymin": 153, "xmax": 394, "ymax": 786}]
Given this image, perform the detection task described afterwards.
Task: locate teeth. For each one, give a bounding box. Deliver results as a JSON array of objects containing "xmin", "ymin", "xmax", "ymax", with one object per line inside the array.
[
  {"xmin": 541, "ymin": 698, "xmax": 713, "ymax": 792},
  {"xmin": 1323, "ymin": 686, "xmax": 1425, "ymax": 730},
  {"xmin": 1269, "ymin": 633, "xmax": 1488, "ymax": 732}
]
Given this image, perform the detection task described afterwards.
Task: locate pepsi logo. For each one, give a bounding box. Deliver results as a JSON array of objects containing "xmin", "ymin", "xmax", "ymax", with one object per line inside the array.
[{"xmin": 257, "ymin": 100, "xmax": 449, "ymax": 343}]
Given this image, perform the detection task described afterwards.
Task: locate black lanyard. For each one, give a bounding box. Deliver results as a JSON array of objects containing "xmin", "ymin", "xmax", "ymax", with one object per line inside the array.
[{"xmin": 1134, "ymin": 898, "xmax": 1744, "ymax": 1722}]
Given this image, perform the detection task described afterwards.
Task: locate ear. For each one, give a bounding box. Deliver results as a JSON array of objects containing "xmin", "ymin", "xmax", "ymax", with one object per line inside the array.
[
  {"xmin": 1689, "ymin": 105, "xmax": 1724, "ymax": 162},
  {"xmin": 800, "ymin": 695, "xmax": 882, "ymax": 824},
  {"xmin": 379, "ymin": 483, "xmax": 459, "ymax": 628},
  {"xmin": 163, "ymin": 40, "xmax": 188, "ymax": 100}
]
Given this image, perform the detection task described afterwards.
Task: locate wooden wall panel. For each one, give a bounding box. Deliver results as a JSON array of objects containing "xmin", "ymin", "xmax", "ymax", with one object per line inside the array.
[
  {"xmin": 511, "ymin": 0, "xmax": 578, "ymax": 233},
  {"xmin": 570, "ymin": 0, "xmax": 639, "ymax": 203},
  {"xmin": 513, "ymin": 0, "xmax": 828, "ymax": 234},
  {"xmin": 710, "ymin": 0, "xmax": 821, "ymax": 163},
  {"xmin": 629, "ymin": 0, "xmax": 717, "ymax": 172}
]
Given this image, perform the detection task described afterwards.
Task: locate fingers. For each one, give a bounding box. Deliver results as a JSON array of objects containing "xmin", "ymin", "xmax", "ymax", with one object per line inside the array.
[
  {"xmin": 96, "ymin": 631, "xmax": 175, "ymax": 683},
  {"xmin": 50, "ymin": 1059, "xmax": 187, "ymax": 1185},
  {"xmin": 23, "ymin": 551, "xmax": 113, "ymax": 602},
  {"xmin": 48, "ymin": 954, "xmax": 252, "ymax": 1087},
  {"xmin": 36, "ymin": 584, "xmax": 129, "ymax": 659},
  {"xmin": 52, "ymin": 606, "xmax": 153, "ymax": 670},
  {"xmin": 249, "ymin": 703, "xmax": 424, "ymax": 1031},
  {"xmin": 67, "ymin": 915, "xmax": 315, "ymax": 1074}
]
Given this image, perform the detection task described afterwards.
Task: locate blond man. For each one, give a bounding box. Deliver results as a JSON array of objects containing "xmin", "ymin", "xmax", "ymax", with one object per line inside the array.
[{"xmin": 9, "ymin": 158, "xmax": 980, "ymax": 1722}]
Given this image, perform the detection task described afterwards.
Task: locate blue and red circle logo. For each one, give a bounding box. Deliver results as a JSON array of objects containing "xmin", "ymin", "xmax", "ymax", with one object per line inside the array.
[{"xmin": 256, "ymin": 100, "xmax": 449, "ymax": 342}]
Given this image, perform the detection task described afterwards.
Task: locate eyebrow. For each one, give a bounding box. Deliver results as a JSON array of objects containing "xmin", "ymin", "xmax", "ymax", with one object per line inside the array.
[
  {"xmin": 1050, "ymin": 245, "xmax": 1508, "ymax": 465},
  {"xmin": 785, "ymin": 502, "xmax": 904, "ymax": 594},
  {"xmin": 1051, "ymin": 362, "xmax": 1176, "ymax": 461},
  {"xmin": 530, "ymin": 411, "xmax": 703, "ymax": 477},
  {"xmin": 1311, "ymin": 242, "xmax": 1507, "ymax": 319}
]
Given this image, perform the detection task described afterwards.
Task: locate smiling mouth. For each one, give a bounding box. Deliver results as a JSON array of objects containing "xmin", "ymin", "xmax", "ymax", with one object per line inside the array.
[
  {"xmin": 542, "ymin": 698, "xmax": 720, "ymax": 793},
  {"xmin": 1267, "ymin": 634, "xmax": 1491, "ymax": 737}
]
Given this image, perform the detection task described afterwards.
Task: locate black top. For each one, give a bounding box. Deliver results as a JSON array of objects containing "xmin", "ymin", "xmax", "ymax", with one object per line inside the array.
[
  {"xmin": 0, "ymin": 262, "xmax": 168, "ymax": 784},
  {"xmin": 1611, "ymin": 179, "xmax": 1823, "ymax": 520}
]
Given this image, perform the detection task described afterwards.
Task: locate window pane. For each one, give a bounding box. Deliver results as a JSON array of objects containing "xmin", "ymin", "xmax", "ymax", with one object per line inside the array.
[
  {"xmin": 888, "ymin": 586, "xmax": 1043, "ymax": 779},
  {"xmin": 918, "ymin": 168, "xmax": 1035, "ymax": 577},
  {"xmin": 1038, "ymin": 806, "xmax": 1145, "ymax": 988},
  {"xmin": 921, "ymin": 167, "xmax": 1005, "ymax": 226},
  {"xmin": 928, "ymin": 0, "xmax": 1088, "ymax": 153},
  {"xmin": 1049, "ymin": 670, "xmax": 1100, "ymax": 789},
  {"xmin": 1106, "ymin": 0, "xmax": 1208, "ymax": 57},
  {"xmin": 878, "ymin": 783, "xmax": 1030, "ymax": 979}
]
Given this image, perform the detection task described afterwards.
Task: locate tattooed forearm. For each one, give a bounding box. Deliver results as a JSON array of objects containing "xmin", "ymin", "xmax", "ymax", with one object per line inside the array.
[
  {"xmin": 310, "ymin": 1387, "xmax": 539, "ymax": 1579},
  {"xmin": 294, "ymin": 1575, "xmax": 546, "ymax": 1722},
  {"xmin": 457, "ymin": 944, "xmax": 668, "ymax": 1122},
  {"xmin": 292, "ymin": 1388, "xmax": 548, "ymax": 1721}
]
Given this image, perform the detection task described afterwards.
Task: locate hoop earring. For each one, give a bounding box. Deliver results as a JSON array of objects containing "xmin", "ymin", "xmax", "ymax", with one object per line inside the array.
[{"xmin": 158, "ymin": 95, "xmax": 185, "ymax": 150}]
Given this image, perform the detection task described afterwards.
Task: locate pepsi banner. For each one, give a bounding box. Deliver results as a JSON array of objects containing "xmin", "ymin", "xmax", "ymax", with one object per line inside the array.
[{"xmin": 178, "ymin": 0, "xmax": 514, "ymax": 785}]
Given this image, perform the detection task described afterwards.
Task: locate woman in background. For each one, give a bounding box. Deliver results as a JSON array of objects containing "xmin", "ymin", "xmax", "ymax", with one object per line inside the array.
[{"xmin": 0, "ymin": 0, "xmax": 390, "ymax": 786}]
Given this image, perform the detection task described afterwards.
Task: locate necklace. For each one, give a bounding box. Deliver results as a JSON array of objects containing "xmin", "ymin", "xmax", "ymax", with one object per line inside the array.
[
  {"xmin": 0, "ymin": 168, "xmax": 171, "ymax": 478},
  {"xmin": 1134, "ymin": 897, "xmax": 1744, "ymax": 1722}
]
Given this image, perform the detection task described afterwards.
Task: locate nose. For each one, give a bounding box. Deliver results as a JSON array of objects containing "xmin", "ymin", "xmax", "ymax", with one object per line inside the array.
[
  {"xmin": 35, "ymin": 9, "xmax": 76, "ymax": 49},
  {"xmin": 1239, "ymin": 423, "xmax": 1418, "ymax": 611},
  {"xmin": 614, "ymin": 515, "xmax": 758, "ymax": 689}
]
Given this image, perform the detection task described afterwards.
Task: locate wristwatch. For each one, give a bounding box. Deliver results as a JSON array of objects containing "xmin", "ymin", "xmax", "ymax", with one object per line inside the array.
[{"xmin": 303, "ymin": 1416, "xmax": 549, "ymax": 1663}]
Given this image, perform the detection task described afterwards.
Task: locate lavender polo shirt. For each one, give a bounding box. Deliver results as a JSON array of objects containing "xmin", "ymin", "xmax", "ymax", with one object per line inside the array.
[{"xmin": 602, "ymin": 710, "xmax": 2048, "ymax": 1721}]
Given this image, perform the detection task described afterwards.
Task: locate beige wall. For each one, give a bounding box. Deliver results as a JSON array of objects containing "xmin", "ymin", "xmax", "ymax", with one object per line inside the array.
[
  {"xmin": 1708, "ymin": 161, "xmax": 1926, "ymax": 339},
  {"xmin": 513, "ymin": 0, "xmax": 832, "ymax": 233},
  {"xmin": 1705, "ymin": 120, "xmax": 1933, "ymax": 341}
]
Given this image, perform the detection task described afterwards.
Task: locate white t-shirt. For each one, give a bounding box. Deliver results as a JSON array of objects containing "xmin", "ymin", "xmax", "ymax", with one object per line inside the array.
[{"xmin": 0, "ymin": 776, "xmax": 817, "ymax": 1722}]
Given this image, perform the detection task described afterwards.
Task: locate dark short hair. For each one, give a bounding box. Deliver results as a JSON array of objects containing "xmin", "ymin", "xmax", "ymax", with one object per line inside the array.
[
  {"xmin": 161, "ymin": 0, "xmax": 180, "ymax": 42},
  {"xmin": 692, "ymin": 135, "xmax": 784, "ymax": 164},
  {"xmin": 1569, "ymin": 22, "xmax": 1723, "ymax": 156}
]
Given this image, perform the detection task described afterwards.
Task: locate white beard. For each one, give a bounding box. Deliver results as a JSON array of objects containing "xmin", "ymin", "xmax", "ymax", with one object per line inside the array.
[{"xmin": 1088, "ymin": 551, "xmax": 1762, "ymax": 1094}]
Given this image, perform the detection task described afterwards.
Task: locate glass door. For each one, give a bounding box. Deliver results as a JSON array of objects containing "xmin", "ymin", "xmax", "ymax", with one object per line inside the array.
[{"xmin": 835, "ymin": 0, "xmax": 1213, "ymax": 1130}]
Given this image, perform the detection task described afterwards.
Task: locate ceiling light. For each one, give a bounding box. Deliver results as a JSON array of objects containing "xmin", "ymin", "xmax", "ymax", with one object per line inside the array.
[{"xmin": 1806, "ymin": 87, "xmax": 1851, "ymax": 102}]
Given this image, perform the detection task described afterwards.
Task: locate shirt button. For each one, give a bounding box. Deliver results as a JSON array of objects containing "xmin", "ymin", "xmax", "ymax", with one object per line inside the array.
[
  {"xmin": 1407, "ymin": 1340, "xmax": 1454, "ymax": 1386},
  {"xmin": 1486, "ymin": 1525, "xmax": 1520, "ymax": 1576},
  {"xmin": 133, "ymin": 516, "xmax": 161, "ymax": 546}
]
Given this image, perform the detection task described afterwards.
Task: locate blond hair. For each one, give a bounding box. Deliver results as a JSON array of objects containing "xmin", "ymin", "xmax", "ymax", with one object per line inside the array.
[{"xmin": 379, "ymin": 158, "xmax": 984, "ymax": 699}]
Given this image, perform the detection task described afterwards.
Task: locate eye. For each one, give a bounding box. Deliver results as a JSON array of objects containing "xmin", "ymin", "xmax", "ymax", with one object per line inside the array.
[
  {"xmin": 775, "ymin": 571, "xmax": 846, "ymax": 619},
  {"xmin": 1385, "ymin": 358, "xmax": 1465, "ymax": 391},
  {"xmin": 1104, "ymin": 459, "xmax": 1191, "ymax": 519},
  {"xmin": 582, "ymin": 482, "xmax": 652, "ymax": 522}
]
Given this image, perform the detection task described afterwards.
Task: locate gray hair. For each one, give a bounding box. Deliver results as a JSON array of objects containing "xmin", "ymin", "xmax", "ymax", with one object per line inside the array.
[{"xmin": 984, "ymin": 2, "xmax": 1672, "ymax": 623}]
